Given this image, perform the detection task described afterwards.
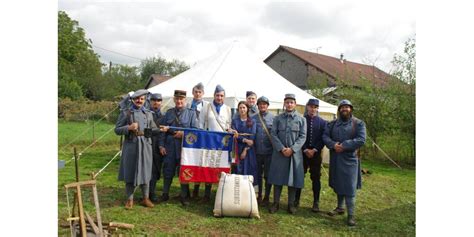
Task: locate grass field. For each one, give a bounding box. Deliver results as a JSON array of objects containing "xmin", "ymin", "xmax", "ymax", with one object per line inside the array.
[{"xmin": 58, "ymin": 121, "xmax": 416, "ymax": 236}]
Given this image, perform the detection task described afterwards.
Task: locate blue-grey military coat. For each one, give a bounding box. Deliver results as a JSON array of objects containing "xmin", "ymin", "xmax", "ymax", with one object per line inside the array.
[
  {"xmin": 322, "ymin": 116, "xmax": 366, "ymax": 196},
  {"xmin": 252, "ymin": 111, "xmax": 274, "ymax": 156},
  {"xmin": 159, "ymin": 107, "xmax": 198, "ymax": 162},
  {"xmin": 268, "ymin": 110, "xmax": 307, "ymax": 188},
  {"xmin": 115, "ymin": 107, "xmax": 158, "ymax": 186}
]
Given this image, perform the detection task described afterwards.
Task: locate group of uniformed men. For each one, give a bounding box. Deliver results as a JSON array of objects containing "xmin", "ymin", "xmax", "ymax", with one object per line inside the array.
[{"xmin": 114, "ymin": 82, "xmax": 366, "ymax": 226}]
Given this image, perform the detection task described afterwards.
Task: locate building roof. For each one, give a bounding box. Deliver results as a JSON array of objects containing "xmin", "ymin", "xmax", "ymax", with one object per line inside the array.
[
  {"xmin": 264, "ymin": 45, "xmax": 392, "ymax": 86},
  {"xmin": 144, "ymin": 74, "xmax": 172, "ymax": 89}
]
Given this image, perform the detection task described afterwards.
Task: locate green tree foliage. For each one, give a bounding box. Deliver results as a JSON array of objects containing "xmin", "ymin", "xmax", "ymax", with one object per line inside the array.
[
  {"xmin": 391, "ymin": 37, "xmax": 416, "ymax": 161},
  {"xmin": 102, "ymin": 64, "xmax": 142, "ymax": 94},
  {"xmin": 58, "ymin": 11, "xmax": 104, "ymax": 100},
  {"xmin": 139, "ymin": 56, "xmax": 190, "ymax": 83}
]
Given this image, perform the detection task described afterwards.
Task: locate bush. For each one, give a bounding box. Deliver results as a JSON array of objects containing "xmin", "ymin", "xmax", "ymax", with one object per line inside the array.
[{"xmin": 58, "ymin": 98, "xmax": 120, "ymax": 122}]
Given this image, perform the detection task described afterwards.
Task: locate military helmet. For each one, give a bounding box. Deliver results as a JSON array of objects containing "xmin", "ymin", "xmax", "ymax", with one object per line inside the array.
[
  {"xmin": 338, "ymin": 99, "xmax": 353, "ymax": 109},
  {"xmin": 257, "ymin": 96, "xmax": 270, "ymax": 105}
]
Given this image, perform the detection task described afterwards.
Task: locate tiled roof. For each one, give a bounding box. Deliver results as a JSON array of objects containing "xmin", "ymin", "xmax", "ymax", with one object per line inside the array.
[{"xmin": 265, "ymin": 45, "xmax": 392, "ymax": 86}]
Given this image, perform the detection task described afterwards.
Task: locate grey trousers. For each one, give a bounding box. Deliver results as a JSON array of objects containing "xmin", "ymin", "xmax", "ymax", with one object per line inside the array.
[
  {"xmin": 337, "ymin": 194, "xmax": 355, "ymax": 215},
  {"xmin": 126, "ymin": 183, "xmax": 150, "ymax": 200}
]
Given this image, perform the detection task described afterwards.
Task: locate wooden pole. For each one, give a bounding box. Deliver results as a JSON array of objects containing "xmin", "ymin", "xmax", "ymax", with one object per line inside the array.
[
  {"xmin": 72, "ymin": 147, "xmax": 79, "ymax": 218},
  {"xmin": 92, "ymin": 122, "xmax": 96, "ymax": 143},
  {"xmin": 85, "ymin": 211, "xmax": 100, "ymax": 235},
  {"xmin": 74, "ymin": 147, "xmax": 80, "ymax": 182},
  {"xmin": 91, "ymin": 172, "xmax": 104, "ymax": 237},
  {"xmin": 76, "ymin": 186, "xmax": 87, "ymax": 237}
]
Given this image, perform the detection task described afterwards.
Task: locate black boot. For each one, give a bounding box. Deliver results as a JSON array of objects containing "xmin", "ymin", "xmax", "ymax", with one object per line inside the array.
[
  {"xmin": 149, "ymin": 180, "xmax": 158, "ymax": 202},
  {"xmin": 347, "ymin": 215, "xmax": 356, "ymax": 226},
  {"xmin": 192, "ymin": 184, "xmax": 200, "ymax": 199},
  {"xmin": 287, "ymin": 203, "xmax": 297, "ymax": 214},
  {"xmin": 294, "ymin": 188, "xmax": 301, "ymax": 208},
  {"xmin": 149, "ymin": 191, "xmax": 158, "ymax": 203},
  {"xmin": 180, "ymin": 196, "xmax": 190, "ymax": 206},
  {"xmin": 311, "ymin": 201, "xmax": 320, "ymax": 213},
  {"xmin": 269, "ymin": 202, "xmax": 280, "ymax": 214},
  {"xmin": 261, "ymin": 196, "xmax": 270, "ymax": 207},
  {"xmin": 156, "ymin": 193, "xmax": 169, "ymax": 203},
  {"xmin": 328, "ymin": 207, "xmax": 345, "ymax": 216}
]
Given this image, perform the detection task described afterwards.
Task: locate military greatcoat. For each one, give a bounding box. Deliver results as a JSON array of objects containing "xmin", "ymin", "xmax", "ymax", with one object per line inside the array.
[{"xmin": 268, "ymin": 110, "xmax": 307, "ymax": 188}]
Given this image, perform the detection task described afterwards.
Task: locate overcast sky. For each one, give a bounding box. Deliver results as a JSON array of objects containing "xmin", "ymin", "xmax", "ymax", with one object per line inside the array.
[{"xmin": 58, "ymin": 0, "xmax": 415, "ymax": 73}]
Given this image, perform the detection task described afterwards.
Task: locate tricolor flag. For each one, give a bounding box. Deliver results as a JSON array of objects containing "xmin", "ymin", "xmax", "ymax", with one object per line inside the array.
[{"xmin": 179, "ymin": 129, "xmax": 233, "ymax": 183}]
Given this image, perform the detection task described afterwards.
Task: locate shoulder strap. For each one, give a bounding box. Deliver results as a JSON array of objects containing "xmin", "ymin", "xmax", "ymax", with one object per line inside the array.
[
  {"xmin": 351, "ymin": 117, "xmax": 359, "ymax": 139},
  {"xmin": 257, "ymin": 112, "xmax": 273, "ymax": 144},
  {"xmin": 329, "ymin": 119, "xmax": 336, "ymax": 140},
  {"xmin": 126, "ymin": 109, "xmax": 133, "ymax": 124},
  {"xmin": 209, "ymin": 103, "xmax": 226, "ymax": 131},
  {"xmin": 173, "ymin": 108, "xmax": 183, "ymax": 127}
]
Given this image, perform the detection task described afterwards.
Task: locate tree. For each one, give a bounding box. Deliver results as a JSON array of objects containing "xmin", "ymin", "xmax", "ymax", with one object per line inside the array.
[
  {"xmin": 102, "ymin": 64, "xmax": 142, "ymax": 94},
  {"xmin": 391, "ymin": 37, "xmax": 416, "ymax": 162},
  {"xmin": 139, "ymin": 56, "xmax": 190, "ymax": 84},
  {"xmin": 58, "ymin": 11, "xmax": 103, "ymax": 100}
]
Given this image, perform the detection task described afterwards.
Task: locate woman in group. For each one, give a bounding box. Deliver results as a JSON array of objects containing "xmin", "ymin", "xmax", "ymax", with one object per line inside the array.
[{"xmin": 230, "ymin": 101, "xmax": 258, "ymax": 186}]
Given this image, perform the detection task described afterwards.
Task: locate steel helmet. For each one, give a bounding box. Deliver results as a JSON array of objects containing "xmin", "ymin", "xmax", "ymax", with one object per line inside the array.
[
  {"xmin": 257, "ymin": 96, "xmax": 270, "ymax": 105},
  {"xmin": 338, "ymin": 99, "xmax": 353, "ymax": 109}
]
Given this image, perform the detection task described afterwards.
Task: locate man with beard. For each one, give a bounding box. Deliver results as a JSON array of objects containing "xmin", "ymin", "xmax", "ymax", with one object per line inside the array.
[
  {"xmin": 252, "ymin": 96, "xmax": 274, "ymax": 206},
  {"xmin": 157, "ymin": 90, "xmax": 198, "ymax": 206},
  {"xmin": 294, "ymin": 98, "xmax": 327, "ymax": 212},
  {"xmin": 148, "ymin": 93, "xmax": 164, "ymax": 203},
  {"xmin": 268, "ymin": 94, "xmax": 306, "ymax": 214},
  {"xmin": 322, "ymin": 99, "xmax": 366, "ymax": 226},
  {"xmin": 115, "ymin": 89, "xmax": 160, "ymax": 209}
]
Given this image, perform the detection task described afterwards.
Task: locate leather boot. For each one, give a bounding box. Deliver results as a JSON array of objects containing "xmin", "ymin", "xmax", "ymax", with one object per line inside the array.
[
  {"xmin": 287, "ymin": 203, "xmax": 297, "ymax": 214},
  {"xmin": 294, "ymin": 188, "xmax": 301, "ymax": 208},
  {"xmin": 149, "ymin": 192, "xmax": 158, "ymax": 203},
  {"xmin": 192, "ymin": 188, "xmax": 199, "ymax": 199},
  {"xmin": 156, "ymin": 193, "xmax": 170, "ymax": 203},
  {"xmin": 347, "ymin": 215, "xmax": 356, "ymax": 226},
  {"xmin": 257, "ymin": 195, "xmax": 263, "ymax": 204},
  {"xmin": 180, "ymin": 197, "xmax": 190, "ymax": 206},
  {"xmin": 328, "ymin": 207, "xmax": 345, "ymax": 216},
  {"xmin": 269, "ymin": 202, "xmax": 280, "ymax": 214},
  {"xmin": 199, "ymin": 195, "xmax": 211, "ymax": 204},
  {"xmin": 261, "ymin": 196, "xmax": 270, "ymax": 207},
  {"xmin": 125, "ymin": 199, "xmax": 133, "ymax": 210},
  {"xmin": 311, "ymin": 202, "xmax": 320, "ymax": 213},
  {"xmin": 142, "ymin": 198, "xmax": 154, "ymax": 208}
]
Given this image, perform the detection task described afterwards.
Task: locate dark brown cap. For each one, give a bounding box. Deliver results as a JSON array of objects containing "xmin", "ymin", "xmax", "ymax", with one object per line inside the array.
[{"xmin": 174, "ymin": 90, "xmax": 187, "ymax": 98}]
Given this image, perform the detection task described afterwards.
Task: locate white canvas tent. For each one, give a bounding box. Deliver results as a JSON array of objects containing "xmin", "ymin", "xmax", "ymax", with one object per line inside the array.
[{"xmin": 148, "ymin": 41, "xmax": 337, "ymax": 119}]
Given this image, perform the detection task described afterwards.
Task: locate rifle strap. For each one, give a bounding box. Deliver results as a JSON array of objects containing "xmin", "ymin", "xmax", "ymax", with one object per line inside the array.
[{"xmin": 257, "ymin": 112, "xmax": 274, "ymax": 146}]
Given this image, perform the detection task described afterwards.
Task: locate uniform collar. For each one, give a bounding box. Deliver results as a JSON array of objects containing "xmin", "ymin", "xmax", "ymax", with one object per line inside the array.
[
  {"xmin": 284, "ymin": 110, "xmax": 296, "ymax": 118},
  {"xmin": 131, "ymin": 104, "xmax": 146, "ymax": 113}
]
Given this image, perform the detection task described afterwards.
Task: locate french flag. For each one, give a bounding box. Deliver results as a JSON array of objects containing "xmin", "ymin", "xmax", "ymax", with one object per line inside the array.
[{"xmin": 179, "ymin": 129, "xmax": 233, "ymax": 183}]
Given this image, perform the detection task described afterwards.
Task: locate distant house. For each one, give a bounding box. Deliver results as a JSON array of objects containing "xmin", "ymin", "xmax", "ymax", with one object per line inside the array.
[
  {"xmin": 264, "ymin": 45, "xmax": 392, "ymax": 90},
  {"xmin": 144, "ymin": 74, "xmax": 172, "ymax": 89}
]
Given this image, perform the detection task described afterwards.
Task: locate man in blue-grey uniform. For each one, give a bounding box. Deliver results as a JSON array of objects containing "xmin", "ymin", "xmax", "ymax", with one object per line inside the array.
[
  {"xmin": 252, "ymin": 96, "xmax": 274, "ymax": 206},
  {"xmin": 322, "ymin": 99, "xmax": 366, "ymax": 226},
  {"xmin": 294, "ymin": 98, "xmax": 327, "ymax": 212},
  {"xmin": 268, "ymin": 93, "xmax": 306, "ymax": 214},
  {"xmin": 157, "ymin": 90, "xmax": 198, "ymax": 206},
  {"xmin": 187, "ymin": 82, "xmax": 209, "ymax": 199},
  {"xmin": 233, "ymin": 91, "xmax": 259, "ymax": 119},
  {"xmin": 148, "ymin": 93, "xmax": 165, "ymax": 202},
  {"xmin": 115, "ymin": 89, "xmax": 160, "ymax": 209}
]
